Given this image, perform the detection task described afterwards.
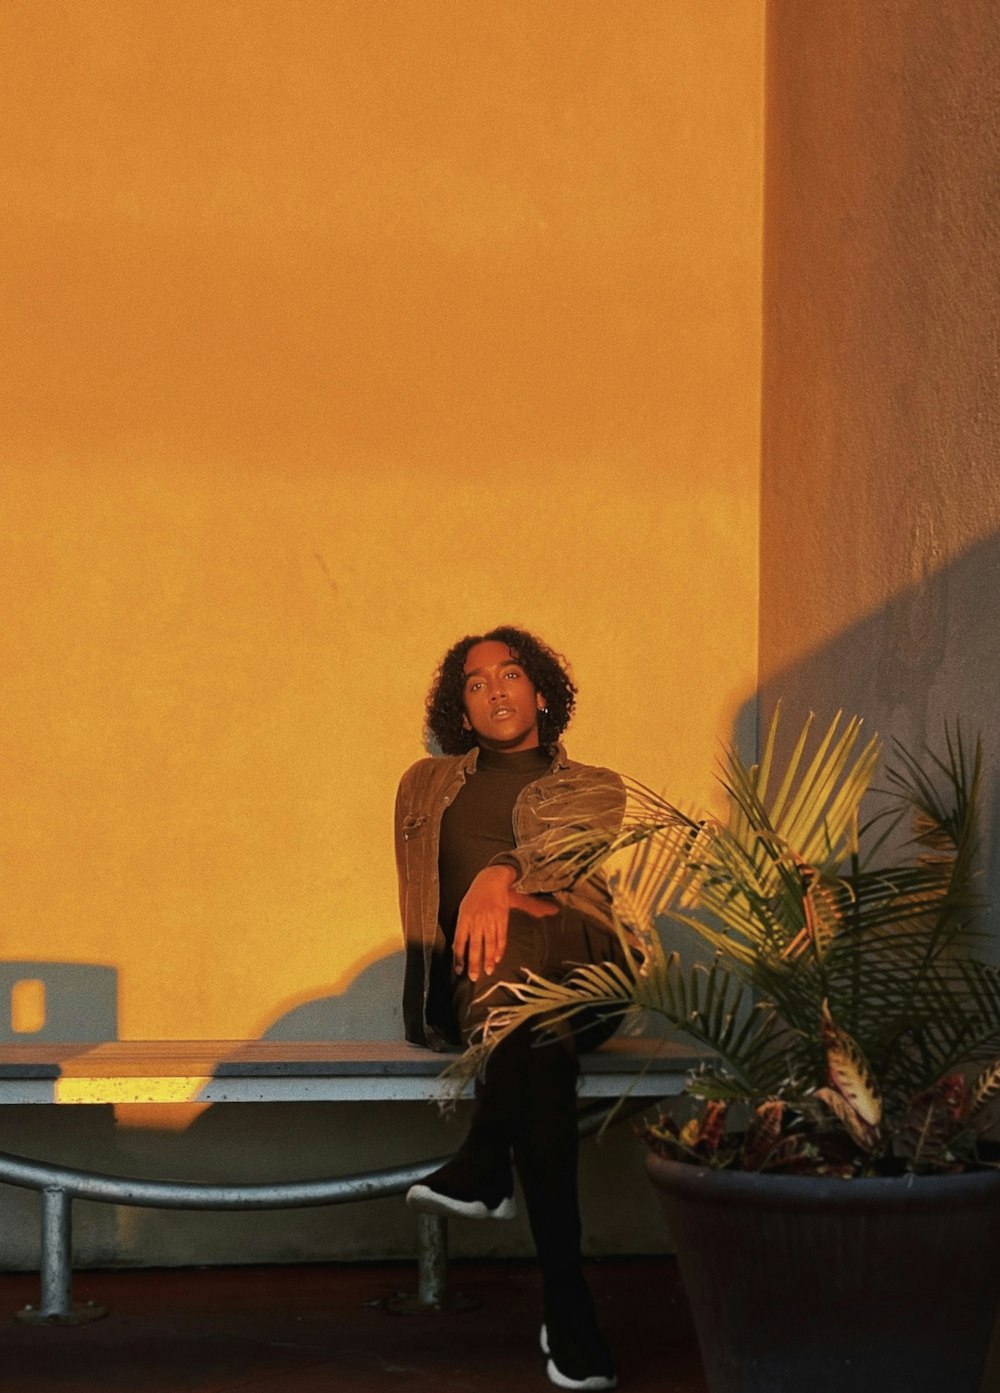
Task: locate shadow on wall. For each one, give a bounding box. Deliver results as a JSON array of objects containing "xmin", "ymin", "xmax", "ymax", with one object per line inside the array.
[
  {"xmin": 747, "ymin": 527, "xmax": 1000, "ymax": 930},
  {"xmin": 263, "ymin": 953, "xmax": 405, "ymax": 1041},
  {"xmin": 0, "ymin": 955, "xmax": 404, "ymax": 1046},
  {"xmin": 0, "ymin": 962, "xmax": 118, "ymax": 1044}
]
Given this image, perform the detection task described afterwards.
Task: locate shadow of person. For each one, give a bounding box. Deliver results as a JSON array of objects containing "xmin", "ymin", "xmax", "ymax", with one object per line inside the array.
[
  {"xmin": 152, "ymin": 950, "xmax": 461, "ymax": 1266},
  {"xmin": 261, "ymin": 952, "xmax": 405, "ymax": 1042}
]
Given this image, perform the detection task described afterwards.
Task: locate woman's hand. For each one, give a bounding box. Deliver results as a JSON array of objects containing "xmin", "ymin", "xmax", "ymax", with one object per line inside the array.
[{"xmin": 453, "ymin": 865, "xmax": 558, "ymax": 982}]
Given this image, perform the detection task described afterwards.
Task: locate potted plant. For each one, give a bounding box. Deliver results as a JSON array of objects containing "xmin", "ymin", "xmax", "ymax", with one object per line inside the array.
[{"xmin": 463, "ymin": 712, "xmax": 1000, "ymax": 1393}]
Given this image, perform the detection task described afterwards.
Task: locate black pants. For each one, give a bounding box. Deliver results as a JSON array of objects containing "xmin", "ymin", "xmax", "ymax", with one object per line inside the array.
[
  {"xmin": 448, "ymin": 908, "xmax": 626, "ymax": 1332},
  {"xmin": 449, "ymin": 904, "xmax": 626, "ymax": 1050}
]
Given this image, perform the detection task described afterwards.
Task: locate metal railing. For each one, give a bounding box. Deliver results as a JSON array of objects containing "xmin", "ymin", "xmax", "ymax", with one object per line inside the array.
[{"xmin": 0, "ymin": 1101, "xmax": 629, "ymax": 1323}]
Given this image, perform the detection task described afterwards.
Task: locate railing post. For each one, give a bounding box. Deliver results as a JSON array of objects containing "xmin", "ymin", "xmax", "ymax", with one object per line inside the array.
[
  {"xmin": 384, "ymin": 1211, "xmax": 478, "ymax": 1314},
  {"xmin": 40, "ymin": 1186, "xmax": 72, "ymax": 1318},
  {"xmin": 417, "ymin": 1212, "xmax": 447, "ymax": 1307},
  {"xmin": 17, "ymin": 1187, "xmax": 106, "ymax": 1325}
]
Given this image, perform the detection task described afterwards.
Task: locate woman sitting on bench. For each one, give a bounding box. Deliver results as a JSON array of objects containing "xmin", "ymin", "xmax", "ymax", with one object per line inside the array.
[{"xmin": 395, "ymin": 625, "xmax": 625, "ymax": 1392}]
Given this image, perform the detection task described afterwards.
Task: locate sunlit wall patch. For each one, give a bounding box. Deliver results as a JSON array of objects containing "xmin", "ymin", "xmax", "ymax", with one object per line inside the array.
[{"xmin": 10, "ymin": 978, "xmax": 47, "ymax": 1036}]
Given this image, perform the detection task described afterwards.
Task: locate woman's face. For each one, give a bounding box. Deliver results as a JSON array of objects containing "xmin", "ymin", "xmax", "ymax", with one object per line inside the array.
[{"xmin": 460, "ymin": 640, "xmax": 545, "ymax": 753}]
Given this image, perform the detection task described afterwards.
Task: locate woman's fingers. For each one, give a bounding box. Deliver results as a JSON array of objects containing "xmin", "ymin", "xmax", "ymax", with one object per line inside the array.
[
  {"xmin": 452, "ymin": 922, "xmax": 467, "ymax": 976},
  {"xmin": 455, "ymin": 867, "xmax": 515, "ymax": 981},
  {"xmin": 454, "ymin": 913, "xmax": 501, "ymax": 982},
  {"xmin": 454, "ymin": 877, "xmax": 555, "ymax": 981}
]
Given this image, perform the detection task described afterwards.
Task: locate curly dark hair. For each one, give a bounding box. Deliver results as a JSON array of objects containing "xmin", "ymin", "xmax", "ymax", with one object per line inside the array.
[{"xmin": 425, "ymin": 625, "xmax": 577, "ymax": 756}]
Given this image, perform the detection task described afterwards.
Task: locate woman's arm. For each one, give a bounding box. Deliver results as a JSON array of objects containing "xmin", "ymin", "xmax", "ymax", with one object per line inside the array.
[
  {"xmin": 495, "ymin": 766, "xmax": 626, "ymax": 896},
  {"xmin": 452, "ymin": 865, "xmax": 558, "ymax": 982}
]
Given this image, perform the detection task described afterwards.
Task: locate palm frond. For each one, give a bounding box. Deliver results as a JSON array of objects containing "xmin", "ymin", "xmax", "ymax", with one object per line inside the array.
[{"xmin": 459, "ymin": 712, "xmax": 992, "ymax": 1174}]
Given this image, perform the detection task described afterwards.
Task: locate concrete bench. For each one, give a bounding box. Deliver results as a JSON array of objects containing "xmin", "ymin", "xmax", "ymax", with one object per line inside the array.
[{"xmin": 0, "ymin": 1036, "xmax": 701, "ymax": 1323}]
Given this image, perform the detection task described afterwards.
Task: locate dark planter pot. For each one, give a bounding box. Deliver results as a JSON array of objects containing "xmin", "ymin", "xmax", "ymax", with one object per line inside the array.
[{"xmin": 646, "ymin": 1149, "xmax": 1000, "ymax": 1393}]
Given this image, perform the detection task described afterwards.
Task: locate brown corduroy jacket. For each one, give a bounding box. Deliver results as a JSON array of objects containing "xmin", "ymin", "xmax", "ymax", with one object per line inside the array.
[{"xmin": 394, "ymin": 743, "xmax": 625, "ymax": 1049}]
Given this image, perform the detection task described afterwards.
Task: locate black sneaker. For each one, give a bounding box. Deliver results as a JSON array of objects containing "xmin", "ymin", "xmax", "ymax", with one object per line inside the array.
[
  {"xmin": 540, "ymin": 1321, "xmax": 618, "ymax": 1391},
  {"xmin": 406, "ymin": 1156, "xmax": 516, "ymax": 1221}
]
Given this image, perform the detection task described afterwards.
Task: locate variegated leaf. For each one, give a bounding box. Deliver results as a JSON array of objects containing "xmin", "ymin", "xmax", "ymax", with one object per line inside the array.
[
  {"xmin": 814, "ymin": 1086, "xmax": 880, "ymax": 1152},
  {"xmin": 753, "ymin": 1099, "xmax": 785, "ymax": 1148},
  {"xmin": 820, "ymin": 1000, "xmax": 882, "ymax": 1126},
  {"xmin": 699, "ymin": 1100, "xmax": 729, "ymax": 1153},
  {"xmin": 967, "ymin": 1059, "xmax": 1000, "ymax": 1122},
  {"xmin": 936, "ymin": 1074, "xmax": 967, "ymax": 1120},
  {"xmin": 743, "ymin": 1099, "xmax": 787, "ymax": 1169},
  {"xmin": 679, "ymin": 1118, "xmax": 701, "ymax": 1149}
]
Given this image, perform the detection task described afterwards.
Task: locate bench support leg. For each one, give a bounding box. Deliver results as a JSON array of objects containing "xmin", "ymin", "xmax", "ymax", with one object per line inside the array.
[
  {"xmin": 417, "ymin": 1213, "xmax": 447, "ymax": 1307},
  {"xmin": 17, "ymin": 1187, "xmax": 107, "ymax": 1325},
  {"xmin": 383, "ymin": 1212, "xmax": 479, "ymax": 1314}
]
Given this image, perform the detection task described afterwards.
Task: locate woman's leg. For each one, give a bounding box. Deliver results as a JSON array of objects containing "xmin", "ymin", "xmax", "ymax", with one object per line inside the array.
[
  {"xmin": 408, "ymin": 912, "xmax": 623, "ymax": 1387},
  {"xmin": 511, "ymin": 916, "xmax": 622, "ymax": 1387},
  {"xmin": 406, "ymin": 913, "xmax": 547, "ymax": 1220}
]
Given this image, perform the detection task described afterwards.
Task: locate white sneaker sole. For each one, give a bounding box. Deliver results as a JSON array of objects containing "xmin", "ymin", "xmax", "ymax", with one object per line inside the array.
[
  {"xmin": 539, "ymin": 1324, "xmax": 618, "ymax": 1391},
  {"xmin": 405, "ymin": 1184, "xmax": 516, "ymax": 1221}
]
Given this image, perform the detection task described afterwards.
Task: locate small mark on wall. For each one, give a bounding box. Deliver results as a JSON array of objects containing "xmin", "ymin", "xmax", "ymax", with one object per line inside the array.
[{"xmin": 313, "ymin": 552, "xmax": 339, "ymax": 595}]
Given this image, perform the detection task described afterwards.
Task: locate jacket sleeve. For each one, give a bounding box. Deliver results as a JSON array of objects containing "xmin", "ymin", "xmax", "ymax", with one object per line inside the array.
[
  {"xmin": 394, "ymin": 761, "xmax": 433, "ymax": 935},
  {"xmin": 492, "ymin": 766, "xmax": 626, "ymax": 896},
  {"xmin": 393, "ymin": 774, "xmax": 409, "ymax": 938}
]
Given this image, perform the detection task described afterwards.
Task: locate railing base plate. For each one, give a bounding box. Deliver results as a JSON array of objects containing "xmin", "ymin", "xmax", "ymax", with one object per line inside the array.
[
  {"xmin": 17, "ymin": 1299, "xmax": 108, "ymax": 1325},
  {"xmin": 380, "ymin": 1289, "xmax": 480, "ymax": 1315}
]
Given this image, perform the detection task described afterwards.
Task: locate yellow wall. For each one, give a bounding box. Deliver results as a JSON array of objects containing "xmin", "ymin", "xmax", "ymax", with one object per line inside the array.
[{"xmin": 3, "ymin": 1, "xmax": 763, "ymax": 1047}]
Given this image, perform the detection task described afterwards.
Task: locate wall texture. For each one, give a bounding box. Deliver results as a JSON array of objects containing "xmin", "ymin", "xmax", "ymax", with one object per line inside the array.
[
  {"xmin": 1, "ymin": 1, "xmax": 763, "ymax": 1265},
  {"xmin": 761, "ymin": 0, "xmax": 1000, "ymax": 832}
]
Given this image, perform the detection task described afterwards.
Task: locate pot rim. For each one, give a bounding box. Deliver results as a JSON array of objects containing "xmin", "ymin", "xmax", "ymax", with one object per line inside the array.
[{"xmin": 644, "ymin": 1146, "xmax": 1000, "ymax": 1213}]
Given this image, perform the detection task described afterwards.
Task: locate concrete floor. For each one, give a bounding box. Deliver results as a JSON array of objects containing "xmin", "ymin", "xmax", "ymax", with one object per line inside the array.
[{"xmin": 0, "ymin": 1258, "xmax": 708, "ymax": 1393}]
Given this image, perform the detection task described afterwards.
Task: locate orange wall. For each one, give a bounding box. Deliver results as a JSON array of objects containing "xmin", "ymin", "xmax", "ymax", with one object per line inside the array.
[{"xmin": 3, "ymin": 2, "xmax": 763, "ymax": 1041}]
